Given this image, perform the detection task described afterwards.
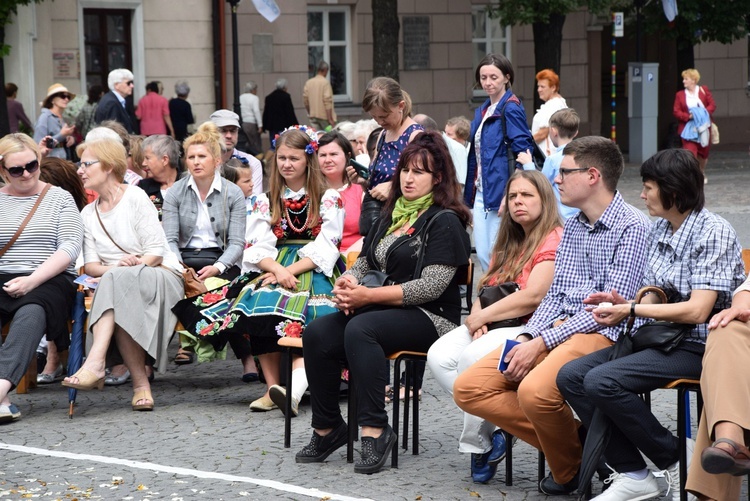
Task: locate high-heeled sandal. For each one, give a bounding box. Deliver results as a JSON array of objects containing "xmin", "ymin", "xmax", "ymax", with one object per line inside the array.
[
  {"xmin": 132, "ymin": 390, "xmax": 154, "ymax": 411},
  {"xmin": 62, "ymin": 368, "xmax": 104, "ymax": 390}
]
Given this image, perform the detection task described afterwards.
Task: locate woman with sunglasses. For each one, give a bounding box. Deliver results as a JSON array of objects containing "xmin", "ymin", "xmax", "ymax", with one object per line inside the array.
[
  {"xmin": 33, "ymin": 83, "xmax": 76, "ymax": 160},
  {"xmin": 0, "ymin": 133, "xmax": 84, "ymax": 423}
]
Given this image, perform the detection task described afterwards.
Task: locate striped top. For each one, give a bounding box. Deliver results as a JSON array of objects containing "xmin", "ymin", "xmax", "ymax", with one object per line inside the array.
[{"xmin": 0, "ymin": 186, "xmax": 84, "ymax": 275}]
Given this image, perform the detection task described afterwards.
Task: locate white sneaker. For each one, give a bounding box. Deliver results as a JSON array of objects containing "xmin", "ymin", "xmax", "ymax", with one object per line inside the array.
[
  {"xmin": 664, "ymin": 438, "xmax": 697, "ymax": 501},
  {"xmin": 592, "ymin": 468, "xmax": 660, "ymax": 501}
]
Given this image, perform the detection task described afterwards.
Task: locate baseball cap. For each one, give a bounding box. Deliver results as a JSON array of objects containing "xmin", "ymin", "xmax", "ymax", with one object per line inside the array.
[{"xmin": 210, "ymin": 109, "xmax": 240, "ymax": 128}]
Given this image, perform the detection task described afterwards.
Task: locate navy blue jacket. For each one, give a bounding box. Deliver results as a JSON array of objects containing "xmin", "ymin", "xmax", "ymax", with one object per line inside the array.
[{"xmin": 463, "ymin": 91, "xmax": 534, "ymax": 213}]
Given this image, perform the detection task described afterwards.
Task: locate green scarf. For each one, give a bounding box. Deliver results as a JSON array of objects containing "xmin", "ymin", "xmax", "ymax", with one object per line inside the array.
[{"xmin": 386, "ymin": 193, "xmax": 434, "ymax": 236}]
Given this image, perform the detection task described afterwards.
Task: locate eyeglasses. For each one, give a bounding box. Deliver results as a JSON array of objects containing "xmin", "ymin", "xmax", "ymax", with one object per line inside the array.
[
  {"xmin": 3, "ymin": 159, "xmax": 40, "ymax": 178},
  {"xmin": 57, "ymin": 94, "xmax": 71, "ymax": 100},
  {"xmin": 75, "ymin": 160, "xmax": 100, "ymax": 170},
  {"xmin": 125, "ymin": 80, "xmax": 134, "ymax": 86},
  {"xmin": 558, "ymin": 167, "xmax": 590, "ymax": 181}
]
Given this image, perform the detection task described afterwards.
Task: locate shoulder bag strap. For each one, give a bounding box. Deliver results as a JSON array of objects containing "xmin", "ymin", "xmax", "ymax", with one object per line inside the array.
[
  {"xmin": 414, "ymin": 209, "xmax": 457, "ymax": 279},
  {"xmin": 0, "ymin": 183, "xmax": 52, "ymax": 258},
  {"xmin": 95, "ymin": 203, "xmax": 130, "ymax": 255}
]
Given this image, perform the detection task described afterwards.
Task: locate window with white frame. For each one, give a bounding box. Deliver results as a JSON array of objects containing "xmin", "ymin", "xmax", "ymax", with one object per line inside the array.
[
  {"xmin": 307, "ymin": 7, "xmax": 351, "ymax": 102},
  {"xmin": 472, "ymin": 7, "xmax": 511, "ymax": 95}
]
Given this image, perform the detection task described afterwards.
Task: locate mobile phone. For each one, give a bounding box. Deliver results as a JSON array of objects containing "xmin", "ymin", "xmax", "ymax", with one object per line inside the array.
[
  {"xmin": 348, "ymin": 158, "xmax": 370, "ymax": 180},
  {"xmin": 45, "ymin": 137, "xmax": 57, "ymax": 148},
  {"xmin": 497, "ymin": 339, "xmax": 520, "ymax": 373}
]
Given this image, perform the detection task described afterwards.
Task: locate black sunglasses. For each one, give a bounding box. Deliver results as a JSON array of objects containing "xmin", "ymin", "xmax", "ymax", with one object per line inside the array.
[{"xmin": 3, "ymin": 159, "xmax": 40, "ymax": 178}]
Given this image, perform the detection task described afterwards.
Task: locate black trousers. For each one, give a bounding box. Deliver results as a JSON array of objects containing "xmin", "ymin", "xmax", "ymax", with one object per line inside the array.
[
  {"xmin": 304, "ymin": 306, "xmax": 439, "ymax": 430},
  {"xmin": 557, "ymin": 340, "xmax": 704, "ymax": 472}
]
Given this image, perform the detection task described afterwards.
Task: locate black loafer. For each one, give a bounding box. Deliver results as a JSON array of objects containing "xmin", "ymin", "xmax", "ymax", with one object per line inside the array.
[
  {"xmin": 295, "ymin": 420, "xmax": 348, "ymax": 463},
  {"xmin": 539, "ymin": 472, "xmax": 579, "ymax": 495},
  {"xmin": 354, "ymin": 425, "xmax": 397, "ymax": 474}
]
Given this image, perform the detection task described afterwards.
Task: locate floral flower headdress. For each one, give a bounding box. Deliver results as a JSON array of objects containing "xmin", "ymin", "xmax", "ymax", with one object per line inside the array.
[{"xmin": 272, "ymin": 124, "xmax": 319, "ymax": 155}]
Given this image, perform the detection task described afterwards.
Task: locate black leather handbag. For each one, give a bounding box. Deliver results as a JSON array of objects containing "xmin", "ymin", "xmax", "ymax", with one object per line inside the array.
[
  {"xmin": 179, "ymin": 247, "xmax": 223, "ymax": 270},
  {"xmin": 358, "ymin": 191, "xmax": 383, "ymax": 237},
  {"xmin": 631, "ymin": 321, "xmax": 692, "ymax": 353},
  {"xmin": 478, "ymin": 282, "xmax": 523, "ymax": 330},
  {"xmin": 359, "ymin": 270, "xmax": 394, "ymax": 288}
]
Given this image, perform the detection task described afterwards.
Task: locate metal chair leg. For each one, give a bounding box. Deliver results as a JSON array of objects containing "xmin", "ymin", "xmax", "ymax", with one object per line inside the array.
[
  {"xmin": 347, "ymin": 375, "xmax": 357, "ymax": 463},
  {"xmin": 391, "ymin": 357, "xmax": 402, "ymax": 468},
  {"xmin": 283, "ymin": 347, "xmax": 293, "ymax": 448},
  {"xmin": 503, "ymin": 431, "xmax": 514, "ymax": 486}
]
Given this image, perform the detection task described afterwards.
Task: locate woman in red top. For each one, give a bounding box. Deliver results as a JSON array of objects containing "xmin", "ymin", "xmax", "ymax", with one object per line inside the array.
[{"xmin": 673, "ymin": 68, "xmax": 716, "ymax": 180}]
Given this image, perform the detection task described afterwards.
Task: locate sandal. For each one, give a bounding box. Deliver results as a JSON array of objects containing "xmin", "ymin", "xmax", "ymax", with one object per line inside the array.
[
  {"xmin": 174, "ymin": 349, "xmax": 195, "ymax": 365},
  {"xmin": 62, "ymin": 368, "xmax": 104, "ymax": 390},
  {"xmin": 132, "ymin": 390, "xmax": 155, "ymax": 411},
  {"xmin": 701, "ymin": 438, "xmax": 750, "ymax": 476}
]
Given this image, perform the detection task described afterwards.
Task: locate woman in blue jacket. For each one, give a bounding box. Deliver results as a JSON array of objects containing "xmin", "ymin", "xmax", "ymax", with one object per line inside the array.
[{"xmin": 463, "ymin": 54, "xmax": 534, "ymax": 271}]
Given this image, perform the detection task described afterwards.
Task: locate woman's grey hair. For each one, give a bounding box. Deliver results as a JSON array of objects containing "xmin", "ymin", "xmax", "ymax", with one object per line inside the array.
[
  {"xmin": 334, "ymin": 121, "xmax": 357, "ymax": 140},
  {"xmin": 174, "ymin": 80, "xmax": 190, "ymax": 97},
  {"xmin": 244, "ymin": 81, "xmax": 258, "ymax": 93},
  {"xmin": 142, "ymin": 134, "xmax": 181, "ymax": 170},
  {"xmin": 275, "ymin": 78, "xmax": 288, "ymax": 91},
  {"xmin": 107, "ymin": 68, "xmax": 134, "ymax": 91}
]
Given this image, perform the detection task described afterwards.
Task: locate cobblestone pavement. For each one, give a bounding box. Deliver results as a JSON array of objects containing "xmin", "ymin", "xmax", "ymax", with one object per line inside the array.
[{"xmin": 2, "ymin": 151, "xmax": 749, "ymax": 500}]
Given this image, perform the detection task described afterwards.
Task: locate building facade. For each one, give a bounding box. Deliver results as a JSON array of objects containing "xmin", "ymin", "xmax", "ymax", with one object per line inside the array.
[{"xmin": 5, "ymin": 0, "xmax": 748, "ymax": 150}]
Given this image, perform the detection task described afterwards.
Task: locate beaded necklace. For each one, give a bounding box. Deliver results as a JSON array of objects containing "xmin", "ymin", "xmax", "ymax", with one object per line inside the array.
[{"xmin": 284, "ymin": 195, "xmax": 310, "ymax": 233}]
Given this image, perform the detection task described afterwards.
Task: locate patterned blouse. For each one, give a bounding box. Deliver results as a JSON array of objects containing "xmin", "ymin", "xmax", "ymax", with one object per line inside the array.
[
  {"xmin": 243, "ymin": 186, "xmax": 345, "ymax": 277},
  {"xmin": 369, "ymin": 123, "xmax": 424, "ymax": 188}
]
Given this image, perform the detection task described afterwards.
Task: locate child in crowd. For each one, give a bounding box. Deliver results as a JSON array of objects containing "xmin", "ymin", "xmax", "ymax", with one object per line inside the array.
[
  {"xmin": 223, "ymin": 158, "xmax": 255, "ymax": 199},
  {"xmin": 444, "ymin": 116, "xmax": 471, "ymax": 148},
  {"xmin": 518, "ymin": 108, "xmax": 579, "ymax": 219},
  {"xmin": 444, "ymin": 116, "xmax": 472, "ymax": 189}
]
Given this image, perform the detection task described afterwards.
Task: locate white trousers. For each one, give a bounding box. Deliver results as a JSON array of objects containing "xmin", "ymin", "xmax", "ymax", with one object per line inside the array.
[{"xmin": 427, "ymin": 323, "xmax": 524, "ymax": 453}]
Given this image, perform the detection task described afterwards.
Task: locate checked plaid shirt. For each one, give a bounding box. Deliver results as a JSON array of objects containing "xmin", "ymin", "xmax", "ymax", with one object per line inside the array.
[
  {"xmin": 644, "ymin": 208, "xmax": 744, "ymax": 342},
  {"xmin": 524, "ymin": 191, "xmax": 652, "ymax": 349}
]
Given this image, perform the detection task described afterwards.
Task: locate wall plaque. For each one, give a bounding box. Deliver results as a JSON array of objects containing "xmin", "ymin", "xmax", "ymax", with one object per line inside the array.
[{"xmin": 403, "ymin": 17, "xmax": 429, "ymax": 70}]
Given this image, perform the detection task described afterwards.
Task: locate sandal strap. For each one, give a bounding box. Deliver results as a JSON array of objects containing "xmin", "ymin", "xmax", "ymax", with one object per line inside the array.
[{"xmin": 712, "ymin": 438, "xmax": 750, "ymax": 459}]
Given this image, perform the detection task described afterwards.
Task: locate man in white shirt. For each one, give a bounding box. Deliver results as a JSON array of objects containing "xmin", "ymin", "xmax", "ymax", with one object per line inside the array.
[{"xmin": 240, "ymin": 81, "xmax": 263, "ymax": 154}]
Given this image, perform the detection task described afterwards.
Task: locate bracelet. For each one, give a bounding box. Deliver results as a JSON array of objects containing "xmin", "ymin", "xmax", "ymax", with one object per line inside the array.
[{"xmin": 630, "ymin": 302, "xmax": 636, "ymax": 318}]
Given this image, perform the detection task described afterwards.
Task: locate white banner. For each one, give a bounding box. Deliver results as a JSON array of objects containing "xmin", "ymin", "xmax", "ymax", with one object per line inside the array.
[
  {"xmin": 253, "ymin": 0, "xmax": 281, "ymax": 23},
  {"xmin": 662, "ymin": 0, "xmax": 678, "ymax": 22}
]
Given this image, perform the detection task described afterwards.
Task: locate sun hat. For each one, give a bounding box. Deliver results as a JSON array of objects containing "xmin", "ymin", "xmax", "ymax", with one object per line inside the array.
[{"xmin": 42, "ymin": 83, "xmax": 76, "ymax": 109}]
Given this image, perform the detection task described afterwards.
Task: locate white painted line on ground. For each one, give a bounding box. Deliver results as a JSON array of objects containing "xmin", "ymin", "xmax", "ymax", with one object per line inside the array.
[{"xmin": 0, "ymin": 441, "xmax": 373, "ymax": 501}]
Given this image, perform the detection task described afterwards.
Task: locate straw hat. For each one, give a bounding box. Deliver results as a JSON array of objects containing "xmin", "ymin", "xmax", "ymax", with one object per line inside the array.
[{"xmin": 42, "ymin": 83, "xmax": 75, "ymax": 109}]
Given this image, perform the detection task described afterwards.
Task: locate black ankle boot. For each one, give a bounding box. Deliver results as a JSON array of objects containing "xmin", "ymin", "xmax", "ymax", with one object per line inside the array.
[
  {"xmin": 295, "ymin": 421, "xmax": 348, "ymax": 463},
  {"xmin": 354, "ymin": 425, "xmax": 397, "ymax": 474}
]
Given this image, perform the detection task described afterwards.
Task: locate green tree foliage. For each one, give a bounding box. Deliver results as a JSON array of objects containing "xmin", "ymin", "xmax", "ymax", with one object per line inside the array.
[{"xmin": 486, "ymin": 1, "xmax": 613, "ymax": 108}]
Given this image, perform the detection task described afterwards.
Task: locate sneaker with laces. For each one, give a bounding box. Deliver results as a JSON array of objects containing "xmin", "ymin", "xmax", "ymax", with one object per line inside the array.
[
  {"xmin": 592, "ymin": 468, "xmax": 660, "ymax": 501},
  {"xmin": 295, "ymin": 420, "xmax": 348, "ymax": 463},
  {"xmin": 663, "ymin": 438, "xmax": 697, "ymax": 501}
]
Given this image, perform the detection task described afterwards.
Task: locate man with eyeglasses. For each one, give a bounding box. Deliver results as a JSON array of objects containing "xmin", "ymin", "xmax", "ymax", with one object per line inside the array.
[
  {"xmin": 210, "ymin": 109, "xmax": 263, "ymax": 195},
  {"xmin": 454, "ymin": 136, "xmax": 652, "ymax": 496},
  {"xmin": 95, "ymin": 68, "xmax": 136, "ymax": 133}
]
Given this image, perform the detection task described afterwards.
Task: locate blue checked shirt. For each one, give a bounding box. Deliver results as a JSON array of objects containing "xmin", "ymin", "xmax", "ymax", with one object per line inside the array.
[
  {"xmin": 644, "ymin": 209, "xmax": 745, "ymax": 343},
  {"xmin": 524, "ymin": 192, "xmax": 651, "ymax": 349}
]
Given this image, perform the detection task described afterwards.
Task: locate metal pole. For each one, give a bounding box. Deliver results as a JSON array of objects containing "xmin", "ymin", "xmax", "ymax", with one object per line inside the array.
[
  {"xmin": 228, "ymin": 0, "xmax": 241, "ymax": 115},
  {"xmin": 611, "ymin": 15, "xmax": 617, "ymax": 143}
]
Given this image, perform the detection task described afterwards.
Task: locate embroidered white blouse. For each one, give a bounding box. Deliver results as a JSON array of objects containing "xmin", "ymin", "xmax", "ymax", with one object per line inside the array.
[{"xmin": 242, "ymin": 186, "xmax": 344, "ymax": 276}]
